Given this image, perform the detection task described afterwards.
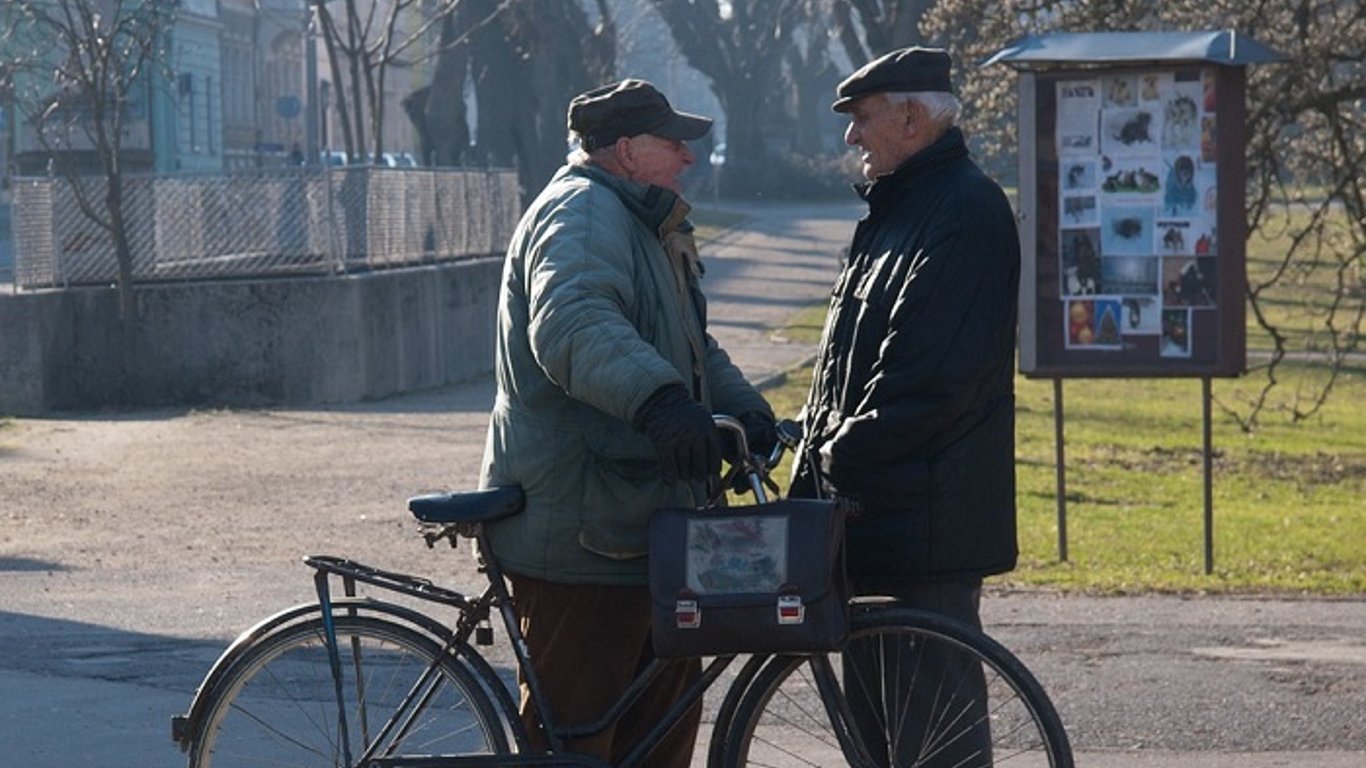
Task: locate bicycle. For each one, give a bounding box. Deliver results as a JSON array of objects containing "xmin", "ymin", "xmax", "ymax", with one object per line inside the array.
[{"xmin": 172, "ymin": 416, "xmax": 1073, "ymax": 768}]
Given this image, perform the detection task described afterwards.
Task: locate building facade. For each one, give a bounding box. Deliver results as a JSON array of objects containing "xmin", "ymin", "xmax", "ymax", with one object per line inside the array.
[{"xmin": 3, "ymin": 0, "xmax": 422, "ymax": 185}]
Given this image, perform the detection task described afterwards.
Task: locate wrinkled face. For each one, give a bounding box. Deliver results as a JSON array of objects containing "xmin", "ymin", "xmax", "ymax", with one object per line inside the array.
[
  {"xmin": 843, "ymin": 93, "xmax": 917, "ymax": 180},
  {"xmin": 620, "ymin": 134, "xmax": 695, "ymax": 194}
]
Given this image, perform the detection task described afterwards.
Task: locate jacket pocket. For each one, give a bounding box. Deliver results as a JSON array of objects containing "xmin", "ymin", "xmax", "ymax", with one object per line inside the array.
[{"xmin": 578, "ymin": 430, "xmax": 691, "ymax": 559}]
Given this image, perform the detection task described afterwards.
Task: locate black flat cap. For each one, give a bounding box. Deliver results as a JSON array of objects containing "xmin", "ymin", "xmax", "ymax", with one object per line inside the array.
[
  {"xmin": 568, "ymin": 79, "xmax": 712, "ymax": 151},
  {"xmin": 832, "ymin": 47, "xmax": 954, "ymax": 112}
]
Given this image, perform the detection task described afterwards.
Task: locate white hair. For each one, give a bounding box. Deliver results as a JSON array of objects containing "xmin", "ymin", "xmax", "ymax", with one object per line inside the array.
[
  {"xmin": 567, "ymin": 132, "xmax": 623, "ymax": 166},
  {"xmin": 567, "ymin": 132, "xmax": 592, "ymax": 165},
  {"xmin": 886, "ymin": 91, "xmax": 962, "ymax": 129}
]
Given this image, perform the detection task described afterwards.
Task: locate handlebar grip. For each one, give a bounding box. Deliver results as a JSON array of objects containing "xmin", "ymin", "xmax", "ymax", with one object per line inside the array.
[{"xmin": 774, "ymin": 418, "xmax": 803, "ymax": 450}]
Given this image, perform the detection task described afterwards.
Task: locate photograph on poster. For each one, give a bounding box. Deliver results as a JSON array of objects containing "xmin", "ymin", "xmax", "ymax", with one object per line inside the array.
[
  {"xmin": 1061, "ymin": 159, "xmax": 1097, "ymax": 191},
  {"xmin": 1093, "ymin": 298, "xmax": 1124, "ymax": 346},
  {"xmin": 1066, "ymin": 299, "xmax": 1094, "ymax": 346},
  {"xmin": 1122, "ymin": 297, "xmax": 1161, "ymax": 335},
  {"xmin": 1162, "ymin": 89, "xmax": 1202, "ymax": 150},
  {"xmin": 1100, "ymin": 255, "xmax": 1159, "ymax": 295},
  {"xmin": 1060, "ymin": 132, "xmax": 1097, "ymax": 155},
  {"xmin": 1060, "ymin": 228, "xmax": 1102, "ymax": 295},
  {"xmin": 1101, "ymin": 155, "xmax": 1162, "ymax": 196},
  {"xmin": 1101, "ymin": 205, "xmax": 1155, "ymax": 256},
  {"xmin": 1192, "ymin": 225, "xmax": 1217, "ymax": 256},
  {"xmin": 1162, "ymin": 256, "xmax": 1218, "ymax": 308},
  {"xmin": 1103, "ymin": 75, "xmax": 1138, "ymax": 108},
  {"xmin": 1102, "ymin": 108, "xmax": 1163, "ymax": 156},
  {"xmin": 1156, "ymin": 219, "xmax": 1194, "ymax": 255},
  {"xmin": 1201, "ymin": 115, "xmax": 1217, "ymax": 162},
  {"xmin": 1165, "ymin": 219, "xmax": 1217, "ymax": 257},
  {"xmin": 1062, "ymin": 195, "xmax": 1099, "ymax": 226},
  {"xmin": 1138, "ymin": 72, "xmax": 1171, "ymax": 104},
  {"xmin": 1160, "ymin": 308, "xmax": 1192, "ymax": 358},
  {"xmin": 1065, "ymin": 298, "xmax": 1124, "ymax": 349},
  {"xmin": 1162, "ymin": 153, "xmax": 1199, "ymax": 215}
]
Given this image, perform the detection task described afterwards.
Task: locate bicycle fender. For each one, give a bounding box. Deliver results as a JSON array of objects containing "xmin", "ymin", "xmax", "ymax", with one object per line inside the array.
[{"xmin": 171, "ymin": 597, "xmax": 460, "ymax": 752}]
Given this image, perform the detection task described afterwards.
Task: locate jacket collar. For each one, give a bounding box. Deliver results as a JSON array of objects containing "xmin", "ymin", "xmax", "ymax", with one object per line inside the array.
[
  {"xmin": 854, "ymin": 126, "xmax": 969, "ymax": 207},
  {"xmin": 568, "ymin": 163, "xmax": 692, "ymax": 238}
]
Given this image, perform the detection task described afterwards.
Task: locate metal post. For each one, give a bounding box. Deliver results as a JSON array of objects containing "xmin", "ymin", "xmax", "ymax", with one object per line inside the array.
[
  {"xmin": 1053, "ymin": 378, "xmax": 1068, "ymax": 562},
  {"xmin": 304, "ymin": 4, "xmax": 320, "ymax": 165},
  {"xmin": 1202, "ymin": 377, "xmax": 1214, "ymax": 574}
]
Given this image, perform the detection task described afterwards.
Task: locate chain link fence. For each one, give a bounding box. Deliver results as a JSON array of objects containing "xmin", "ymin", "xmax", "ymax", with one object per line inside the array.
[{"xmin": 9, "ymin": 166, "xmax": 520, "ymax": 289}]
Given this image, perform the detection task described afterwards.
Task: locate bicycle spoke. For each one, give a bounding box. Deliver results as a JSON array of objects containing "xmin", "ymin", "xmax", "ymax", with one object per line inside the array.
[{"xmin": 224, "ymin": 699, "xmax": 334, "ymax": 762}]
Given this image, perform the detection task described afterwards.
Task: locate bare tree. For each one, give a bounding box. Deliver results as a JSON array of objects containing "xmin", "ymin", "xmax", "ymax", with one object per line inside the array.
[
  {"xmin": 648, "ymin": 0, "xmax": 807, "ymax": 197},
  {"xmin": 1, "ymin": 0, "xmax": 176, "ymax": 321},
  {"xmin": 786, "ymin": 1, "xmax": 842, "ymax": 156},
  {"xmin": 921, "ymin": 0, "xmax": 1364, "ymax": 429},
  {"xmin": 407, "ymin": 0, "xmax": 615, "ymax": 199},
  {"xmin": 830, "ymin": 0, "xmax": 935, "ymax": 66},
  {"xmin": 314, "ymin": 0, "xmax": 473, "ymax": 163}
]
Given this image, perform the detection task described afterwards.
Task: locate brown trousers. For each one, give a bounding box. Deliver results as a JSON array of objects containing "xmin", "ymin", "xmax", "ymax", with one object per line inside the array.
[{"xmin": 508, "ymin": 574, "xmax": 702, "ymax": 768}]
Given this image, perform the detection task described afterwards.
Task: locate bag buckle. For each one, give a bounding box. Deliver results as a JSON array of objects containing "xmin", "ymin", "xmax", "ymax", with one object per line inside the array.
[
  {"xmin": 777, "ymin": 593, "xmax": 805, "ymax": 625},
  {"xmin": 675, "ymin": 598, "xmax": 701, "ymax": 629}
]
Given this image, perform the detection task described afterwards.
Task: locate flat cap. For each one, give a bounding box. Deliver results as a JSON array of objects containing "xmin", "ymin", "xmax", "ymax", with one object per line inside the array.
[
  {"xmin": 568, "ymin": 79, "xmax": 712, "ymax": 151},
  {"xmin": 832, "ymin": 47, "xmax": 954, "ymax": 112}
]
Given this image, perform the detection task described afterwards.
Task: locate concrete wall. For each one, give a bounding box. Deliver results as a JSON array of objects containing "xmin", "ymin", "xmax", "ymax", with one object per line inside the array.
[{"xmin": 0, "ymin": 257, "xmax": 502, "ymax": 415}]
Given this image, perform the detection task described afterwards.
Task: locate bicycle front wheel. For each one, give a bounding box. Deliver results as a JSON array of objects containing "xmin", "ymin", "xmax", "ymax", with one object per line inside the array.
[
  {"xmin": 191, "ymin": 614, "xmax": 511, "ymax": 768},
  {"xmin": 720, "ymin": 608, "xmax": 1072, "ymax": 768}
]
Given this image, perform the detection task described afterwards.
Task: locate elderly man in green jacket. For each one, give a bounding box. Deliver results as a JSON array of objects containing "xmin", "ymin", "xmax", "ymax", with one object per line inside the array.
[{"xmin": 479, "ymin": 79, "xmax": 775, "ymax": 768}]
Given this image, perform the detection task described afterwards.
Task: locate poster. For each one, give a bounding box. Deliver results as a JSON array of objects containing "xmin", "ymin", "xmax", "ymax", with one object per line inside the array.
[
  {"xmin": 685, "ymin": 516, "xmax": 787, "ymax": 594},
  {"xmin": 1055, "ymin": 69, "xmax": 1218, "ymax": 359}
]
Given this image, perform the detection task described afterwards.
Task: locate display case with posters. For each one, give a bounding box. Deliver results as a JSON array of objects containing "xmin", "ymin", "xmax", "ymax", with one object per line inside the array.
[{"xmin": 988, "ymin": 31, "xmax": 1285, "ymax": 379}]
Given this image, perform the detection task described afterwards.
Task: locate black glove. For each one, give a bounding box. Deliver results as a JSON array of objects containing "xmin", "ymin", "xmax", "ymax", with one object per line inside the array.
[
  {"xmin": 739, "ymin": 411, "xmax": 779, "ymax": 459},
  {"xmin": 633, "ymin": 384, "xmax": 722, "ymax": 484},
  {"xmin": 720, "ymin": 410, "xmax": 778, "ymax": 465}
]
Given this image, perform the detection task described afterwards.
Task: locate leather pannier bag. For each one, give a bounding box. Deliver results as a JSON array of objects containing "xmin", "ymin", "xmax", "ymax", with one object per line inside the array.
[{"xmin": 648, "ymin": 498, "xmax": 849, "ymax": 658}]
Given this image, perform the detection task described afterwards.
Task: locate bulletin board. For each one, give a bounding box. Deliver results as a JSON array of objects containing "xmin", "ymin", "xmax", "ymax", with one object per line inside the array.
[{"xmin": 1017, "ymin": 64, "xmax": 1248, "ymax": 378}]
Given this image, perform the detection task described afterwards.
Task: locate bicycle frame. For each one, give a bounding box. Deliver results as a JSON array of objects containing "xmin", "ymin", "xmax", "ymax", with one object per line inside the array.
[{"xmin": 294, "ymin": 527, "xmax": 746, "ymax": 768}]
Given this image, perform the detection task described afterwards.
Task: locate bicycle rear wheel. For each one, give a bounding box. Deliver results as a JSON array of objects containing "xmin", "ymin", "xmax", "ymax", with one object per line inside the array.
[
  {"xmin": 190, "ymin": 614, "xmax": 511, "ymax": 768},
  {"xmin": 719, "ymin": 608, "xmax": 1072, "ymax": 768}
]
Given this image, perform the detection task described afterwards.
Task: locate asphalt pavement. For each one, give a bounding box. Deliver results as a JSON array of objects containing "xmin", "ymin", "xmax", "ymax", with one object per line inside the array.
[{"xmin": 1, "ymin": 200, "xmax": 1363, "ymax": 767}]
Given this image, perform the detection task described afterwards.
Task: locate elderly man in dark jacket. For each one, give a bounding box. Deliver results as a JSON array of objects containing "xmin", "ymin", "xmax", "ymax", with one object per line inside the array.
[{"xmin": 791, "ymin": 46, "xmax": 1021, "ymax": 766}]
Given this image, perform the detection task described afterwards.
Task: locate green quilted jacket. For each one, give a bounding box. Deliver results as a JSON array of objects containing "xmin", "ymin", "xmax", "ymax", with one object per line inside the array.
[{"xmin": 479, "ymin": 163, "xmax": 770, "ymax": 585}]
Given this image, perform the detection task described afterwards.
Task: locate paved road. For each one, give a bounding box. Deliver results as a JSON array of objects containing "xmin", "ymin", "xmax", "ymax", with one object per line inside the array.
[{"xmin": 2, "ymin": 201, "xmax": 1363, "ymax": 767}]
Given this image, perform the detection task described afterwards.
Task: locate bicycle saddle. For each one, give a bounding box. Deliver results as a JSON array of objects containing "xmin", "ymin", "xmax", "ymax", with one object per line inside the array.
[{"xmin": 408, "ymin": 486, "xmax": 525, "ymax": 524}]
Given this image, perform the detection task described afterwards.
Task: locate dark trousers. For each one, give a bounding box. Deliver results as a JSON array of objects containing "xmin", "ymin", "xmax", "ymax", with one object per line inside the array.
[
  {"xmin": 843, "ymin": 578, "xmax": 990, "ymax": 767},
  {"xmin": 508, "ymin": 574, "xmax": 702, "ymax": 768}
]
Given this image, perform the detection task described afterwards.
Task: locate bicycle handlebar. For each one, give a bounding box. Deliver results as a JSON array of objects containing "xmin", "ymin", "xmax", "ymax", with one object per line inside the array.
[{"xmin": 711, "ymin": 414, "xmax": 803, "ymax": 504}]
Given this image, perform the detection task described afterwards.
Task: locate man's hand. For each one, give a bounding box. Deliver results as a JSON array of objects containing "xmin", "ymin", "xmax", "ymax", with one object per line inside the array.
[
  {"xmin": 738, "ymin": 411, "xmax": 779, "ymax": 459},
  {"xmin": 722, "ymin": 410, "xmax": 778, "ymax": 464},
  {"xmin": 818, "ymin": 439, "xmax": 840, "ymax": 486},
  {"xmin": 634, "ymin": 384, "xmax": 722, "ymax": 484}
]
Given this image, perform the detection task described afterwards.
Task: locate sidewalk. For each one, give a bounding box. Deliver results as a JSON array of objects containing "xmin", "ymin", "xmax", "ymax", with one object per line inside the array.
[{"xmin": 1, "ymin": 201, "xmax": 1363, "ymax": 767}]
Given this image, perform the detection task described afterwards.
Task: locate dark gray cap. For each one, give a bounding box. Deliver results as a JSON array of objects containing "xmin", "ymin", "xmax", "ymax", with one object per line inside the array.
[
  {"xmin": 832, "ymin": 47, "xmax": 954, "ymax": 112},
  {"xmin": 568, "ymin": 79, "xmax": 712, "ymax": 151}
]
